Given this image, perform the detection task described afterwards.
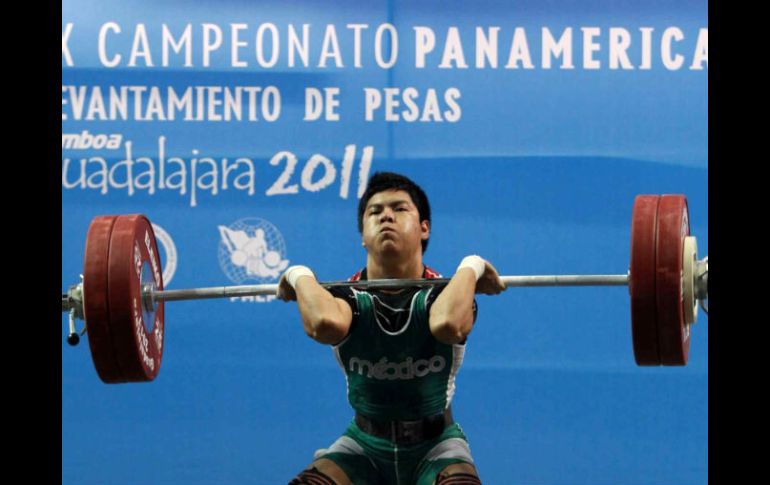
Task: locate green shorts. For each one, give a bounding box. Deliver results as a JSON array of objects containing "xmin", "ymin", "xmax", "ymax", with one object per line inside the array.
[{"xmin": 316, "ymin": 418, "xmax": 475, "ymax": 485}]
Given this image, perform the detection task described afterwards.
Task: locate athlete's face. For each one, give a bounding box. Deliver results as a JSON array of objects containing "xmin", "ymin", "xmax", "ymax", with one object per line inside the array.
[{"xmin": 361, "ymin": 189, "xmax": 429, "ymax": 259}]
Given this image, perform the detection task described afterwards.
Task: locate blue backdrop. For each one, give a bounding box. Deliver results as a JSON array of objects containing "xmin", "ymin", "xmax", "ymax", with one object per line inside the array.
[{"xmin": 61, "ymin": 1, "xmax": 708, "ymax": 484}]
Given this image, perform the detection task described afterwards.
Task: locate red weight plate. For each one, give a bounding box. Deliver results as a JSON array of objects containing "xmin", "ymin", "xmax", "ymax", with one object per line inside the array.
[
  {"xmin": 83, "ymin": 215, "xmax": 125, "ymax": 383},
  {"xmin": 656, "ymin": 195, "xmax": 691, "ymax": 365},
  {"xmin": 629, "ymin": 195, "xmax": 661, "ymax": 365},
  {"xmin": 107, "ymin": 215, "xmax": 165, "ymax": 382}
]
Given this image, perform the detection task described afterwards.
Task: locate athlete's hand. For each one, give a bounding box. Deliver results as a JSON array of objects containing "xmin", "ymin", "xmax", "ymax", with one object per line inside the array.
[
  {"xmin": 276, "ymin": 265, "xmax": 315, "ymax": 301},
  {"xmin": 456, "ymin": 255, "xmax": 505, "ymax": 295},
  {"xmin": 276, "ymin": 274, "xmax": 297, "ymax": 301},
  {"xmin": 475, "ymin": 260, "xmax": 505, "ymax": 295}
]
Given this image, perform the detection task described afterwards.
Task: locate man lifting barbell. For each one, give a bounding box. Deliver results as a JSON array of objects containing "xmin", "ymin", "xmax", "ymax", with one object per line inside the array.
[
  {"xmin": 61, "ymin": 172, "xmax": 708, "ymax": 483},
  {"xmin": 277, "ymin": 172, "xmax": 502, "ymax": 485}
]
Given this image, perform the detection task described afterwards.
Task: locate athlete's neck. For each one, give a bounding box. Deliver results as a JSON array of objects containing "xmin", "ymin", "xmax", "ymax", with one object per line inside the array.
[{"xmin": 366, "ymin": 253, "xmax": 424, "ymax": 280}]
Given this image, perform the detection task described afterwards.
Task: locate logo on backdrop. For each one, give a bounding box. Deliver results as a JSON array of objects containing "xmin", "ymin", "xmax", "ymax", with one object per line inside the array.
[
  {"xmin": 217, "ymin": 218, "xmax": 290, "ymax": 287},
  {"xmin": 151, "ymin": 223, "xmax": 177, "ymax": 287}
]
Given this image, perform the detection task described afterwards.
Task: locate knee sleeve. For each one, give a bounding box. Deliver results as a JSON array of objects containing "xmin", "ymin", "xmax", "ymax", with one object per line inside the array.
[
  {"xmin": 287, "ymin": 466, "xmax": 338, "ymax": 485},
  {"xmin": 436, "ymin": 472, "xmax": 482, "ymax": 485}
]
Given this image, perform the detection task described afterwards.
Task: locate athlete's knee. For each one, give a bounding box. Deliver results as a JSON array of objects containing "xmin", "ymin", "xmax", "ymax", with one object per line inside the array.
[
  {"xmin": 435, "ymin": 463, "xmax": 482, "ymax": 485},
  {"xmin": 288, "ymin": 458, "xmax": 355, "ymax": 485},
  {"xmin": 287, "ymin": 466, "xmax": 338, "ymax": 485}
]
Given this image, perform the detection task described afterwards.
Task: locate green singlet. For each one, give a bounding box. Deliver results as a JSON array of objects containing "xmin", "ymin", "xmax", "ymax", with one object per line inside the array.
[{"xmin": 315, "ymin": 267, "xmax": 478, "ymax": 485}]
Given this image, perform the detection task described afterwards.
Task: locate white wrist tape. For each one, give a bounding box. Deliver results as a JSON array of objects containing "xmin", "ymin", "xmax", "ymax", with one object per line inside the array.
[
  {"xmin": 284, "ymin": 265, "xmax": 315, "ymax": 288},
  {"xmin": 456, "ymin": 255, "xmax": 486, "ymax": 281}
]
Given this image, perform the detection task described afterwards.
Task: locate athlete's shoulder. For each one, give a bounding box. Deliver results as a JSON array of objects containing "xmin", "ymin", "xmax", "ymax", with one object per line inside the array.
[{"xmin": 326, "ymin": 268, "xmax": 365, "ymax": 314}]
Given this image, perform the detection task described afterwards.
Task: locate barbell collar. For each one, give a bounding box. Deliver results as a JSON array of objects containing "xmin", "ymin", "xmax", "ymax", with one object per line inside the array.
[{"xmin": 695, "ymin": 256, "xmax": 708, "ymax": 301}]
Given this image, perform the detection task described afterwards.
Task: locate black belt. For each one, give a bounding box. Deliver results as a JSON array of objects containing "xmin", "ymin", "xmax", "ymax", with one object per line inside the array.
[{"xmin": 354, "ymin": 407, "xmax": 453, "ymax": 445}]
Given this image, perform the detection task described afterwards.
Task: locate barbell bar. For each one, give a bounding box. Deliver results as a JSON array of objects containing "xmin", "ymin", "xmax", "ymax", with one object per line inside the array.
[
  {"xmin": 61, "ymin": 275, "xmax": 640, "ymax": 351},
  {"xmin": 63, "ymin": 274, "xmax": 631, "ymax": 310},
  {"xmin": 61, "ymin": 194, "xmax": 708, "ymax": 383}
]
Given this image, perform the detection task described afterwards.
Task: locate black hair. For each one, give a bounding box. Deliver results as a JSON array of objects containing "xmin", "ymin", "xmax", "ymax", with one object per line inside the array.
[{"xmin": 357, "ymin": 171, "xmax": 431, "ymax": 253}]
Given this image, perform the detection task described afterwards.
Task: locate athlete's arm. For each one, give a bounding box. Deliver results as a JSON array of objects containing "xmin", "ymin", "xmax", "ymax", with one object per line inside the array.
[
  {"xmin": 277, "ymin": 266, "xmax": 353, "ymax": 345},
  {"xmin": 429, "ymin": 255, "xmax": 505, "ymax": 344}
]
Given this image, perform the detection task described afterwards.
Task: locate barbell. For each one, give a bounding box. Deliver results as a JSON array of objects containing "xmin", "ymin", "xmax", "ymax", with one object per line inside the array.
[{"xmin": 62, "ymin": 194, "xmax": 708, "ymax": 384}]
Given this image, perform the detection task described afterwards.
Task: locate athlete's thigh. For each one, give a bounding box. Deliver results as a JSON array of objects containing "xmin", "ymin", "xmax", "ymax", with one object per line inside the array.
[{"xmin": 413, "ymin": 431, "xmax": 478, "ymax": 485}]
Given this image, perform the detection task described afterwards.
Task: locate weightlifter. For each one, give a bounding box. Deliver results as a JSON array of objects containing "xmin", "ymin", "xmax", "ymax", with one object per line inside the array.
[{"xmin": 277, "ymin": 172, "xmax": 506, "ymax": 485}]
